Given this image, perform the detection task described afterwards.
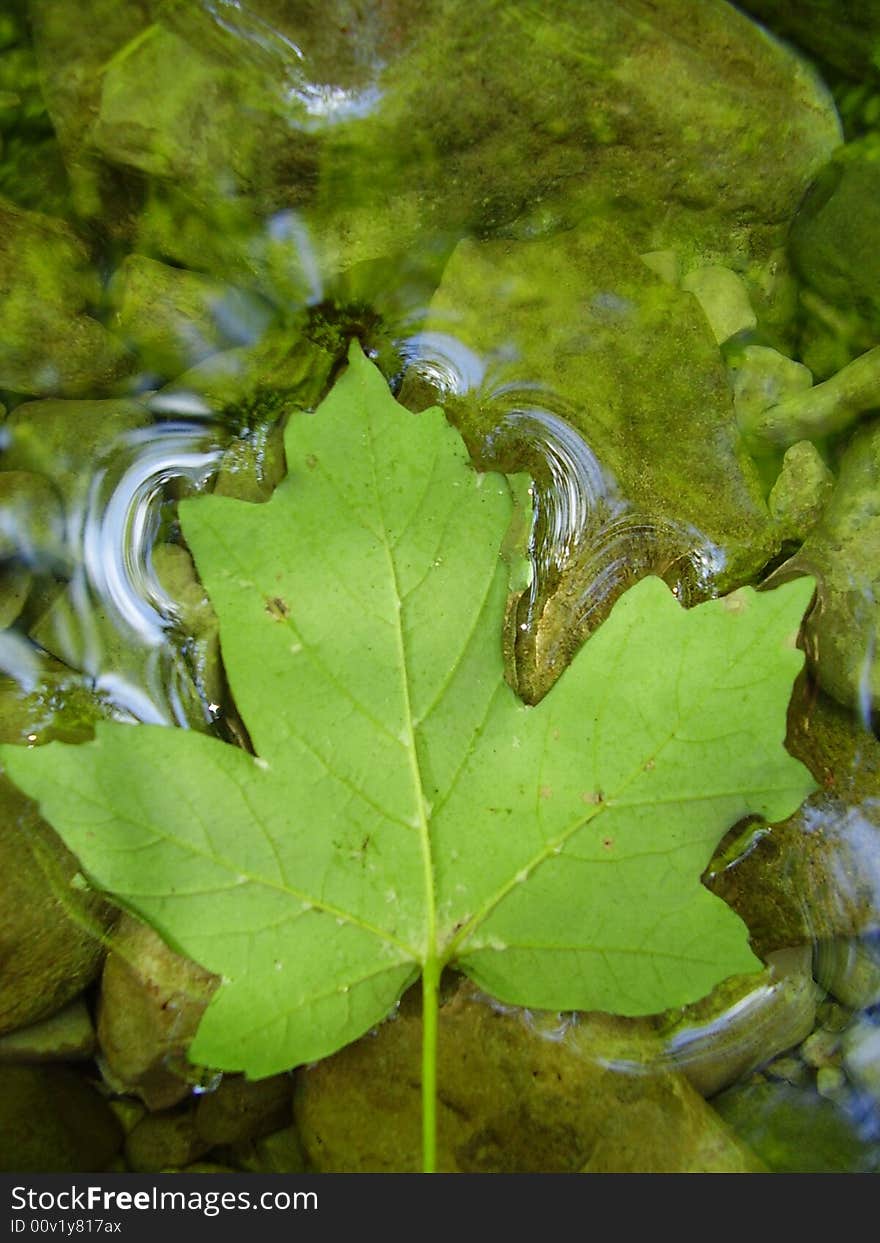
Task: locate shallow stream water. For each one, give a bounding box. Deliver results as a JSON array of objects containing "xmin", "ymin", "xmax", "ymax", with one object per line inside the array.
[{"xmin": 1, "ymin": 0, "xmax": 880, "ymax": 1174}]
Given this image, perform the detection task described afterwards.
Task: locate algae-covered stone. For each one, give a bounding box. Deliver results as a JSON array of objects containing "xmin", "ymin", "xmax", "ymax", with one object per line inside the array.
[
  {"xmin": 742, "ymin": 346, "xmax": 880, "ymax": 449},
  {"xmin": 0, "ymin": 397, "xmax": 150, "ymax": 504},
  {"xmin": 842, "ymin": 1018, "xmax": 880, "ymax": 1102},
  {"xmin": 790, "ymin": 155, "xmax": 880, "ymax": 357},
  {"xmin": 109, "ymin": 254, "xmax": 269, "ymax": 383},
  {"xmin": 707, "ymin": 683, "xmax": 880, "ymax": 952},
  {"xmin": 713, "ymin": 1080, "xmax": 879, "ymax": 1174},
  {"xmin": 737, "ymin": 1, "xmax": 880, "ymax": 85},
  {"xmin": 660, "ymin": 947, "xmax": 818, "ymax": 1098},
  {"xmin": 814, "ymin": 937, "xmax": 880, "ymax": 1010},
  {"xmin": 767, "ymin": 441, "xmax": 834, "ymax": 541},
  {"xmin": 97, "ymin": 913, "xmax": 219, "ymax": 1110},
  {"xmin": 231, "ymin": 1125, "xmax": 307, "ymax": 1174},
  {"xmin": 309, "ymin": 0, "xmax": 838, "ymax": 279},
  {"xmin": 729, "ymin": 344, "xmax": 814, "ymax": 444},
  {"xmin": 401, "ymin": 223, "xmax": 777, "ymax": 700},
  {"xmin": 0, "ymin": 198, "xmax": 131, "ymax": 396},
  {"xmin": 0, "ymin": 774, "xmax": 115, "ymax": 1034},
  {"xmin": 32, "ymin": 1, "xmax": 839, "ymax": 297},
  {"xmin": 125, "ymin": 1104, "xmax": 210, "ymax": 1174},
  {"xmin": 0, "ymin": 471, "xmax": 64, "ymax": 565},
  {"xmin": 0, "ymin": 1065, "xmax": 123, "ymax": 1172},
  {"xmin": 27, "ymin": 0, "xmax": 152, "ymax": 222},
  {"xmin": 777, "ymin": 420, "xmax": 880, "ymax": 710},
  {"xmin": 194, "ymin": 1073, "xmax": 292, "ymax": 1147},
  {"xmin": 0, "ymin": 998, "xmax": 95, "ymax": 1063},
  {"xmin": 296, "ymin": 980, "xmax": 764, "ymax": 1173},
  {"xmin": 0, "ymin": 564, "xmax": 31, "ymax": 630},
  {"xmin": 681, "ymin": 266, "xmax": 757, "ymax": 345}
]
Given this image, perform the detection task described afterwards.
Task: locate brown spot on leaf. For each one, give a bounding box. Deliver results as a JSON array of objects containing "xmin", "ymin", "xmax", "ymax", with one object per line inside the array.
[
  {"xmin": 539, "ymin": 785, "xmax": 553, "ymax": 800},
  {"xmin": 305, "ymin": 454, "xmax": 318, "ymax": 469},
  {"xmin": 581, "ymin": 790, "xmax": 604, "ymax": 805},
  {"xmin": 265, "ymin": 596, "xmax": 291, "ymax": 621}
]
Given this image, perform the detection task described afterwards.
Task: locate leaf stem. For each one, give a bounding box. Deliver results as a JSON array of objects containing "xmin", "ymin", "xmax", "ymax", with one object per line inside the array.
[{"xmin": 421, "ymin": 956, "xmax": 440, "ymax": 1173}]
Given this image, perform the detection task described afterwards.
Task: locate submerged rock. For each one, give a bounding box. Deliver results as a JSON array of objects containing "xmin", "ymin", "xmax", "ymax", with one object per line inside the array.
[
  {"xmin": 736, "ymin": 0, "xmax": 880, "ymax": 81},
  {"xmin": 400, "ymin": 222, "xmax": 777, "ymax": 700},
  {"xmin": 125, "ymin": 1103, "xmax": 210, "ymax": 1174},
  {"xmin": 0, "ymin": 998, "xmax": 95, "ymax": 1063},
  {"xmin": 773, "ymin": 420, "xmax": 880, "ymax": 712},
  {"xmin": 296, "ymin": 980, "xmax": 765, "ymax": 1173},
  {"xmin": 96, "ymin": 913, "xmax": 219, "ymax": 1110},
  {"xmin": 108, "ymin": 254, "xmax": 271, "ymax": 384},
  {"xmin": 707, "ymin": 683, "xmax": 880, "ymax": 952},
  {"xmin": 714, "ymin": 1080, "xmax": 879, "ymax": 1174},
  {"xmin": 0, "ymin": 774, "xmax": 115, "ymax": 1035},
  {"xmin": 789, "ymin": 154, "xmax": 880, "ymax": 378},
  {"xmin": 767, "ymin": 441, "xmax": 835, "ymax": 542},
  {"xmin": 0, "ymin": 198, "xmax": 130, "ymax": 396},
  {"xmin": 27, "ymin": 1, "xmax": 839, "ymax": 300},
  {"xmin": 194, "ymin": 1073, "xmax": 292, "ymax": 1147},
  {"xmin": 0, "ymin": 1065, "xmax": 123, "ymax": 1173}
]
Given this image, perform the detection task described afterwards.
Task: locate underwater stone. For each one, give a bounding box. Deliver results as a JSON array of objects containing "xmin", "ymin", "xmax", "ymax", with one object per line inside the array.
[
  {"xmin": 778, "ymin": 420, "xmax": 880, "ymax": 711},
  {"xmin": 790, "ymin": 155, "xmax": 880, "ymax": 348},
  {"xmin": 0, "ymin": 471, "xmax": 64, "ymax": 564},
  {"xmin": 0, "ymin": 198, "xmax": 131, "ymax": 396},
  {"xmin": 0, "ymin": 998, "xmax": 95, "ymax": 1063},
  {"xmin": 1, "ymin": 397, "xmax": 150, "ymax": 506},
  {"xmin": 194, "ymin": 1073, "xmax": 292, "ymax": 1147},
  {"xmin": 0, "ymin": 774, "xmax": 115, "ymax": 1035},
  {"xmin": 96, "ymin": 913, "xmax": 219, "ymax": 1111},
  {"xmin": 125, "ymin": 1104, "xmax": 210, "ymax": 1174},
  {"xmin": 400, "ymin": 223, "xmax": 777, "ymax": 700},
  {"xmin": 743, "ymin": 346, "xmax": 880, "ymax": 449},
  {"xmin": 660, "ymin": 947, "xmax": 818, "ymax": 1098},
  {"xmin": 713, "ymin": 1080, "xmax": 879, "ymax": 1173},
  {"xmin": 813, "ymin": 937, "xmax": 880, "ymax": 1010},
  {"xmin": 767, "ymin": 441, "xmax": 834, "ymax": 542},
  {"xmin": 729, "ymin": 344, "xmax": 814, "ymax": 442},
  {"xmin": 231, "ymin": 1124, "xmax": 307, "ymax": 1174},
  {"xmin": 308, "ymin": 0, "xmax": 839, "ymax": 282},
  {"xmin": 736, "ymin": 0, "xmax": 880, "ymax": 80},
  {"xmin": 296, "ymin": 979, "xmax": 765, "ymax": 1173},
  {"xmin": 681, "ymin": 266, "xmax": 758, "ymax": 344},
  {"xmin": 842, "ymin": 1019, "xmax": 880, "ymax": 1103},
  {"xmin": 0, "ymin": 564, "xmax": 31, "ymax": 630},
  {"xmin": 0, "ymin": 1065, "xmax": 123, "ymax": 1173},
  {"xmin": 108, "ymin": 254, "xmax": 269, "ymax": 384},
  {"xmin": 707, "ymin": 683, "xmax": 880, "ymax": 951}
]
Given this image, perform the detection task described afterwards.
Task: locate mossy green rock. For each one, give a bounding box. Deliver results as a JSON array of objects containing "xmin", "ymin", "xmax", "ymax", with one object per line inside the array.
[
  {"xmin": 125, "ymin": 1104, "xmax": 209, "ymax": 1174},
  {"xmin": 708, "ymin": 683, "xmax": 880, "ymax": 952},
  {"xmin": 194, "ymin": 1073, "xmax": 292, "ymax": 1147},
  {"xmin": 790, "ymin": 157, "xmax": 880, "ymax": 323},
  {"xmin": 296, "ymin": 981, "xmax": 764, "ymax": 1173},
  {"xmin": 0, "ymin": 1065, "xmax": 123, "ymax": 1173},
  {"xmin": 97, "ymin": 914, "xmax": 218, "ymax": 1110},
  {"xmin": 0, "ymin": 198, "xmax": 130, "ymax": 396},
  {"xmin": 1, "ymin": 397, "xmax": 150, "ymax": 504},
  {"xmin": 31, "ymin": 1, "xmax": 839, "ymax": 292},
  {"xmin": 714, "ymin": 1081, "xmax": 880, "ymax": 1174},
  {"xmin": 0, "ymin": 774, "xmax": 114, "ymax": 1034},
  {"xmin": 401, "ymin": 224, "xmax": 777, "ymax": 698},
  {"xmin": 108, "ymin": 254, "xmax": 269, "ymax": 383},
  {"xmin": 782, "ymin": 420, "xmax": 880, "ymax": 711},
  {"xmin": 736, "ymin": 1, "xmax": 880, "ymax": 81},
  {"xmin": 308, "ymin": 0, "xmax": 839, "ymax": 276},
  {"xmin": 0, "ymin": 998, "xmax": 95, "ymax": 1063}
]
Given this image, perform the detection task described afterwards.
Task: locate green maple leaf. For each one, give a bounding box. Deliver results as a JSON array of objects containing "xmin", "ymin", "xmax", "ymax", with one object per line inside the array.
[{"xmin": 1, "ymin": 344, "xmax": 815, "ymax": 1170}]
